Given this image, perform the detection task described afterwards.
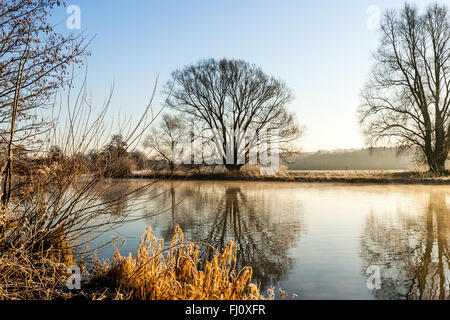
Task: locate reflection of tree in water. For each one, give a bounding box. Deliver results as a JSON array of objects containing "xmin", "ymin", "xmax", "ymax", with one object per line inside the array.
[
  {"xmin": 148, "ymin": 183, "xmax": 203, "ymax": 238},
  {"xmin": 98, "ymin": 182, "xmax": 131, "ymax": 216},
  {"xmin": 361, "ymin": 192, "xmax": 450, "ymax": 300},
  {"xmin": 204, "ymin": 187, "xmax": 301, "ymax": 288},
  {"xmin": 95, "ymin": 180, "xmax": 159, "ymax": 218},
  {"xmin": 151, "ymin": 183, "xmax": 302, "ymax": 289}
]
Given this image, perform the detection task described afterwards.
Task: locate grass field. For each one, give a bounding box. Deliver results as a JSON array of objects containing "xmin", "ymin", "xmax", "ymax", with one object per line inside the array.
[{"xmin": 288, "ymin": 170, "xmax": 450, "ymax": 184}]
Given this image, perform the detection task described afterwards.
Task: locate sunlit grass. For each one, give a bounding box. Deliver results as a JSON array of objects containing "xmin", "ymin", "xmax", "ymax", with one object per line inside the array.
[{"xmin": 88, "ymin": 225, "xmax": 273, "ymax": 300}]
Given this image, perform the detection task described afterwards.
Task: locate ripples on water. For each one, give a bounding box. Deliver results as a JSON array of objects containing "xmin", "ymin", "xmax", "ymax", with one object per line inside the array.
[{"xmin": 91, "ymin": 180, "xmax": 450, "ymax": 300}]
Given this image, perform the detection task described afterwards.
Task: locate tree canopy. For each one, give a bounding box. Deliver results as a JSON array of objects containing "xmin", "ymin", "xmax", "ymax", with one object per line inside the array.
[{"xmin": 165, "ymin": 58, "xmax": 301, "ymax": 171}]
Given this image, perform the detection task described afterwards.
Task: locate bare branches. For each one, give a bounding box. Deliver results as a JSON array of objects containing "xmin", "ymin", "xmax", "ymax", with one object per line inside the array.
[
  {"xmin": 359, "ymin": 3, "xmax": 450, "ymax": 173},
  {"xmin": 143, "ymin": 113, "xmax": 186, "ymax": 174},
  {"xmin": 165, "ymin": 58, "xmax": 302, "ymax": 171},
  {"xmin": 0, "ymin": 0, "xmax": 89, "ymax": 152},
  {"xmin": 1, "ymin": 22, "xmax": 30, "ymax": 207}
]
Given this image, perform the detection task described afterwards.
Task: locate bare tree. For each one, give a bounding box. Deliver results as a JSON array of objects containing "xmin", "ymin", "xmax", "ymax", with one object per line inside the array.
[
  {"xmin": 359, "ymin": 3, "xmax": 450, "ymax": 174},
  {"xmin": 0, "ymin": 0, "xmax": 88, "ymax": 149},
  {"xmin": 164, "ymin": 58, "xmax": 301, "ymax": 171},
  {"xmin": 143, "ymin": 113, "xmax": 186, "ymax": 174},
  {"xmin": 1, "ymin": 0, "xmax": 87, "ymax": 211}
]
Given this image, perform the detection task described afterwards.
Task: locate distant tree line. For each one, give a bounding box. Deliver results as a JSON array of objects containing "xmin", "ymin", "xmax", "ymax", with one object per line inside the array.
[
  {"xmin": 287, "ymin": 148, "xmax": 414, "ymax": 171},
  {"xmin": 1, "ymin": 134, "xmax": 148, "ymax": 178}
]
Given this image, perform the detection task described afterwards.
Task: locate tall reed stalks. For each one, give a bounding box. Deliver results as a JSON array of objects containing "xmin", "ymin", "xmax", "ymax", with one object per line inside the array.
[{"xmin": 88, "ymin": 225, "xmax": 271, "ymax": 300}]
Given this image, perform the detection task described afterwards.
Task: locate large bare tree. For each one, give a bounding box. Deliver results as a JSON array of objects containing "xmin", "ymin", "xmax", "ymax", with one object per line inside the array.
[
  {"xmin": 165, "ymin": 58, "xmax": 301, "ymax": 171},
  {"xmin": 359, "ymin": 3, "xmax": 450, "ymax": 174}
]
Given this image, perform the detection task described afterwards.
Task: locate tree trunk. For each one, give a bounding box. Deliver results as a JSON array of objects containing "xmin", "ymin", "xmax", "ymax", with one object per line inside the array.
[
  {"xmin": 430, "ymin": 114, "xmax": 448, "ymax": 174},
  {"xmin": 427, "ymin": 154, "xmax": 447, "ymax": 175}
]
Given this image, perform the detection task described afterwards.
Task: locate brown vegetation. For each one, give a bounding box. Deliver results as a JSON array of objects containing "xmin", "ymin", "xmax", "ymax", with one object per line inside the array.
[
  {"xmin": 0, "ymin": 225, "xmax": 269, "ymax": 300},
  {"xmin": 86, "ymin": 226, "xmax": 270, "ymax": 300}
]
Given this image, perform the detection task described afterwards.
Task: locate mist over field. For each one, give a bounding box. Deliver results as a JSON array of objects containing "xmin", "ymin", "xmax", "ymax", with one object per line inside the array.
[{"xmin": 287, "ymin": 148, "xmax": 414, "ymax": 170}]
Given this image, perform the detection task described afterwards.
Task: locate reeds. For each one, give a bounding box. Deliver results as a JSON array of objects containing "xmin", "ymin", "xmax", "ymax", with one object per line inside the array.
[{"xmin": 88, "ymin": 225, "xmax": 270, "ymax": 300}]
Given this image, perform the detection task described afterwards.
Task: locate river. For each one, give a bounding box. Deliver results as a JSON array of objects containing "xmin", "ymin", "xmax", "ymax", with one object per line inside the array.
[{"xmin": 90, "ymin": 180, "xmax": 450, "ymax": 300}]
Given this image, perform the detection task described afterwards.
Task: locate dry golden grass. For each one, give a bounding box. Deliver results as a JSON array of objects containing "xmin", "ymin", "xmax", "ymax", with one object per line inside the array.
[
  {"xmin": 0, "ymin": 241, "xmax": 74, "ymax": 300},
  {"xmin": 88, "ymin": 225, "xmax": 271, "ymax": 300}
]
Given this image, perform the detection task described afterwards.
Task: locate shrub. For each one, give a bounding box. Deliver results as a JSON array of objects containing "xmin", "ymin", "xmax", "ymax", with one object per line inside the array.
[{"xmin": 102, "ymin": 156, "xmax": 136, "ymax": 178}]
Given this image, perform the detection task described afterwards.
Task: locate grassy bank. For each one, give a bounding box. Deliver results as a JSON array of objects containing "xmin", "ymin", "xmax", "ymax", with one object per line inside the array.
[
  {"xmin": 131, "ymin": 169, "xmax": 450, "ymax": 185},
  {"xmin": 0, "ymin": 225, "xmax": 270, "ymax": 300}
]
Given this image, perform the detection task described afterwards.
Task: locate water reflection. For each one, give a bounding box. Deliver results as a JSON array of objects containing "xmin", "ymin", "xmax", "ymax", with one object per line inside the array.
[
  {"xmin": 98, "ymin": 182, "xmax": 131, "ymax": 216},
  {"xmin": 144, "ymin": 182, "xmax": 303, "ymax": 288},
  {"xmin": 94, "ymin": 181, "xmax": 450, "ymax": 299},
  {"xmin": 361, "ymin": 192, "xmax": 450, "ymax": 300}
]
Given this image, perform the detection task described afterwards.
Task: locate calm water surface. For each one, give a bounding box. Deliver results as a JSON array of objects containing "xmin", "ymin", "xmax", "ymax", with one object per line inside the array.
[{"xmin": 93, "ymin": 180, "xmax": 450, "ymax": 300}]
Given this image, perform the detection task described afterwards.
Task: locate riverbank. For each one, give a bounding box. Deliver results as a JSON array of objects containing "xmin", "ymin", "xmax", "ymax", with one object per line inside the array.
[
  {"xmin": 0, "ymin": 225, "xmax": 268, "ymax": 300},
  {"xmin": 131, "ymin": 169, "xmax": 450, "ymax": 185}
]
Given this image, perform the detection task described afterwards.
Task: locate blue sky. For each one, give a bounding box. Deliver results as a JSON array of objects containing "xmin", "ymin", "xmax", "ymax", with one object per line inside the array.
[{"xmin": 52, "ymin": 0, "xmax": 446, "ymax": 151}]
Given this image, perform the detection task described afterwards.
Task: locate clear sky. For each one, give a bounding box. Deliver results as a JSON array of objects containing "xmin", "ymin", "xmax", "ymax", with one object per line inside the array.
[{"xmin": 52, "ymin": 0, "xmax": 447, "ymax": 152}]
